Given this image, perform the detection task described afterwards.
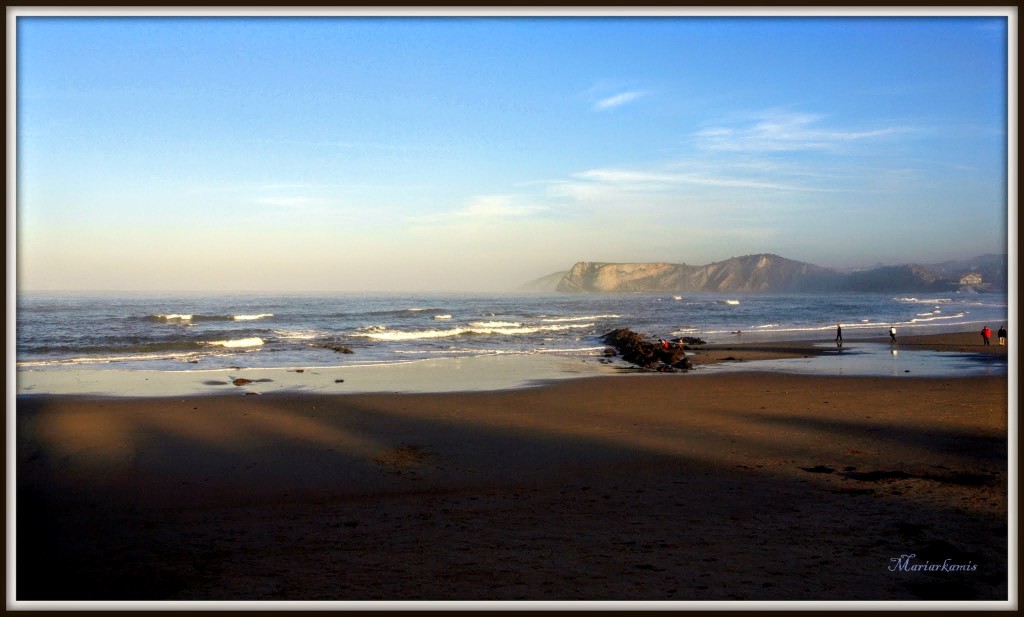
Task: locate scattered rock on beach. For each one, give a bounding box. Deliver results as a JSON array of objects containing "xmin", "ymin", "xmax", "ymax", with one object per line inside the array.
[{"xmin": 232, "ymin": 377, "xmax": 274, "ymax": 386}]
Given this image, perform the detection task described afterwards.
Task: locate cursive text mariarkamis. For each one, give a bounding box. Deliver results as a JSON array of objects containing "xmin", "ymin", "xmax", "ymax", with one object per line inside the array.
[{"xmin": 889, "ymin": 554, "xmax": 978, "ymax": 573}]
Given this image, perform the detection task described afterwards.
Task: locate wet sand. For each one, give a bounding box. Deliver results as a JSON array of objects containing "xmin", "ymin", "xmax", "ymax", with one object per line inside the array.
[
  {"xmin": 13, "ymin": 332, "xmax": 1012, "ymax": 605},
  {"xmin": 689, "ymin": 330, "xmax": 1010, "ymax": 366}
]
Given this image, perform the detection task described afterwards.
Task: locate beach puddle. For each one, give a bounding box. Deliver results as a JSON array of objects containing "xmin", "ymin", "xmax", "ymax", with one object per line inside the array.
[{"xmin": 697, "ymin": 342, "xmax": 1006, "ymax": 378}]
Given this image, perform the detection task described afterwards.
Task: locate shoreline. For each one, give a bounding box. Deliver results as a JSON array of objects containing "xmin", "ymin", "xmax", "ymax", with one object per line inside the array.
[
  {"xmin": 14, "ymin": 330, "xmax": 1010, "ymax": 398},
  {"xmin": 15, "ymin": 370, "xmax": 1010, "ymax": 603}
]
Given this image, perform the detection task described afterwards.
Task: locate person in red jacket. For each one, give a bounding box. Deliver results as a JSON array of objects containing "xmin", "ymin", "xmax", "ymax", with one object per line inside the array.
[{"xmin": 981, "ymin": 326, "xmax": 992, "ymax": 346}]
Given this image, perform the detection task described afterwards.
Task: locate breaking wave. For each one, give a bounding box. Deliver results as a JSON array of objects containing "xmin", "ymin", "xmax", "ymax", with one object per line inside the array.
[
  {"xmin": 354, "ymin": 322, "xmax": 595, "ymax": 342},
  {"xmin": 539, "ymin": 314, "xmax": 621, "ymax": 323},
  {"xmin": 895, "ymin": 297, "xmax": 952, "ymax": 305},
  {"xmin": 207, "ymin": 337, "xmax": 265, "ymax": 348},
  {"xmin": 147, "ymin": 313, "xmax": 274, "ymax": 323}
]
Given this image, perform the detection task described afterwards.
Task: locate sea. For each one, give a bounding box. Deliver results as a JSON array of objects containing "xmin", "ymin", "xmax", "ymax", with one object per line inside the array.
[{"xmin": 15, "ymin": 290, "xmax": 1009, "ymax": 373}]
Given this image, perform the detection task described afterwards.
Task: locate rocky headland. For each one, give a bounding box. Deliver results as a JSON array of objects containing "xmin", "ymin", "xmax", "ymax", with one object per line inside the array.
[{"xmin": 521, "ymin": 253, "xmax": 1007, "ymax": 294}]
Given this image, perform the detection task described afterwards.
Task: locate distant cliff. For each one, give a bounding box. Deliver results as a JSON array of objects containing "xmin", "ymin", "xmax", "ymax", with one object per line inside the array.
[
  {"xmin": 555, "ymin": 254, "xmax": 834, "ymax": 293},
  {"xmin": 529, "ymin": 253, "xmax": 1007, "ymax": 294}
]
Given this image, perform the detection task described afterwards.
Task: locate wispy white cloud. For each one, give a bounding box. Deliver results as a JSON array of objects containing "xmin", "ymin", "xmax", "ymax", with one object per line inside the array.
[
  {"xmin": 564, "ymin": 164, "xmax": 831, "ymax": 196},
  {"xmin": 592, "ymin": 90, "xmax": 648, "ymax": 111},
  {"xmin": 461, "ymin": 195, "xmax": 548, "ymax": 219},
  {"xmin": 406, "ymin": 109, "xmax": 907, "ymax": 253},
  {"xmin": 405, "ymin": 194, "xmax": 549, "ymax": 226},
  {"xmin": 694, "ymin": 111, "xmax": 905, "ymax": 152}
]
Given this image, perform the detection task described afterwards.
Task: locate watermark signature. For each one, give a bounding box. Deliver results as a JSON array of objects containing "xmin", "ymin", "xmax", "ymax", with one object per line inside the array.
[{"xmin": 889, "ymin": 554, "xmax": 978, "ymax": 573}]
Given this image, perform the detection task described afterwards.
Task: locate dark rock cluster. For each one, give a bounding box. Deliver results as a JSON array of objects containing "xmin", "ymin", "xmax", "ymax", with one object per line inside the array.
[
  {"xmin": 601, "ymin": 328, "xmax": 694, "ymax": 372},
  {"xmin": 313, "ymin": 343, "xmax": 355, "ymax": 354}
]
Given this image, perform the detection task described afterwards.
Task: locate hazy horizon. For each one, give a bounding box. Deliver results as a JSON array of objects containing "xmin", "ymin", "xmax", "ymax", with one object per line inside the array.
[{"xmin": 12, "ymin": 9, "xmax": 1013, "ymax": 293}]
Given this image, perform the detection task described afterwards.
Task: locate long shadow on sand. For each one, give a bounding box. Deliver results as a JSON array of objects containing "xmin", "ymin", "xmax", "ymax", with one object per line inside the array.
[{"xmin": 16, "ymin": 385, "xmax": 1009, "ymax": 603}]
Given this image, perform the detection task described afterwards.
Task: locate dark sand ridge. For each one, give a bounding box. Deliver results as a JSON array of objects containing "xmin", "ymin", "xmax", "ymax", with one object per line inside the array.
[{"xmin": 14, "ymin": 332, "xmax": 1010, "ymax": 603}]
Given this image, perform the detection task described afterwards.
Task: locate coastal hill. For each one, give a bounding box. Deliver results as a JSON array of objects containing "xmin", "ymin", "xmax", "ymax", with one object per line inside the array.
[{"xmin": 521, "ymin": 253, "xmax": 1007, "ymax": 294}]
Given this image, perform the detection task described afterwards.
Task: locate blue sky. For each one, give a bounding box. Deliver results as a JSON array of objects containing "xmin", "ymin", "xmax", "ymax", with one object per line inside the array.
[{"xmin": 14, "ymin": 11, "xmax": 1012, "ymax": 291}]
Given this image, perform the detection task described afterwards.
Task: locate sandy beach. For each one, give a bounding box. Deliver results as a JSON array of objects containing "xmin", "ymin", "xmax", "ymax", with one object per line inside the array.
[{"xmin": 13, "ymin": 331, "xmax": 1011, "ymax": 605}]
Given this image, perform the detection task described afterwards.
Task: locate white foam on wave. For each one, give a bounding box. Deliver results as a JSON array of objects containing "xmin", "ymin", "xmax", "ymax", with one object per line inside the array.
[
  {"xmin": 671, "ymin": 328, "xmax": 700, "ymax": 335},
  {"xmin": 207, "ymin": 337, "xmax": 265, "ymax": 348},
  {"xmin": 155, "ymin": 314, "xmax": 193, "ymax": 321},
  {"xmin": 540, "ymin": 314, "xmax": 621, "ymax": 323},
  {"xmin": 469, "ymin": 321, "xmax": 522, "ymax": 328},
  {"xmin": 18, "ymin": 351, "xmax": 206, "ymax": 367},
  {"xmin": 355, "ymin": 322, "xmax": 595, "ymax": 342},
  {"xmin": 433, "ymin": 315, "xmax": 453, "ymax": 320},
  {"xmin": 724, "ymin": 300, "xmax": 741, "ymax": 305},
  {"xmin": 274, "ymin": 329, "xmax": 318, "ymax": 340},
  {"xmin": 393, "ymin": 344, "xmax": 609, "ymax": 356},
  {"xmin": 895, "ymin": 297, "xmax": 952, "ymax": 304},
  {"xmin": 234, "ymin": 313, "xmax": 273, "ymax": 321},
  {"xmin": 151, "ymin": 313, "xmax": 272, "ymax": 322},
  {"xmin": 909, "ymin": 312, "xmax": 966, "ymax": 324}
]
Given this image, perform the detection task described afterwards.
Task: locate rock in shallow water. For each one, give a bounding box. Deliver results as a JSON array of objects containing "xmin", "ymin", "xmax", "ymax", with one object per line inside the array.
[{"xmin": 601, "ymin": 328, "xmax": 693, "ymax": 371}]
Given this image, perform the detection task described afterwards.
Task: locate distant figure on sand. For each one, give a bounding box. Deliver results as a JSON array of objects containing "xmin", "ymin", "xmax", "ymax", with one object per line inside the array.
[
  {"xmin": 981, "ymin": 326, "xmax": 991, "ymax": 346},
  {"xmin": 889, "ymin": 326, "xmax": 897, "ymax": 343},
  {"xmin": 835, "ymin": 323, "xmax": 843, "ymax": 347},
  {"xmin": 998, "ymin": 325, "xmax": 1007, "ymax": 346}
]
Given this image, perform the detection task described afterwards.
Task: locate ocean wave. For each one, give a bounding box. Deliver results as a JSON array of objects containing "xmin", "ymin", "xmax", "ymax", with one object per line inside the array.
[
  {"xmin": 147, "ymin": 314, "xmax": 197, "ymax": 322},
  {"xmin": 354, "ymin": 322, "xmax": 595, "ymax": 342},
  {"xmin": 909, "ymin": 312, "xmax": 966, "ymax": 324},
  {"xmin": 273, "ymin": 329, "xmax": 319, "ymax": 340},
  {"xmin": 147, "ymin": 313, "xmax": 273, "ymax": 323},
  {"xmin": 17, "ymin": 350, "xmax": 207, "ymax": 367},
  {"xmin": 363, "ymin": 307, "xmax": 449, "ymax": 317},
  {"xmin": 469, "ymin": 321, "xmax": 522, "ymax": 328},
  {"xmin": 539, "ymin": 314, "xmax": 621, "ymax": 323},
  {"xmin": 895, "ymin": 297, "xmax": 952, "ymax": 304},
  {"xmin": 393, "ymin": 345, "xmax": 609, "ymax": 356},
  {"xmin": 207, "ymin": 337, "xmax": 265, "ymax": 348},
  {"xmin": 723, "ymin": 300, "xmax": 741, "ymax": 305},
  {"xmin": 20, "ymin": 340, "xmax": 208, "ymax": 356},
  {"xmin": 433, "ymin": 315, "xmax": 453, "ymax": 320}
]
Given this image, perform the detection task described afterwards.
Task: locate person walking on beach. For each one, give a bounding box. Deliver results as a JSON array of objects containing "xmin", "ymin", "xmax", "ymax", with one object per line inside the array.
[
  {"xmin": 889, "ymin": 326, "xmax": 897, "ymax": 343},
  {"xmin": 981, "ymin": 326, "xmax": 991, "ymax": 346},
  {"xmin": 835, "ymin": 323, "xmax": 843, "ymax": 347},
  {"xmin": 998, "ymin": 325, "xmax": 1007, "ymax": 346}
]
